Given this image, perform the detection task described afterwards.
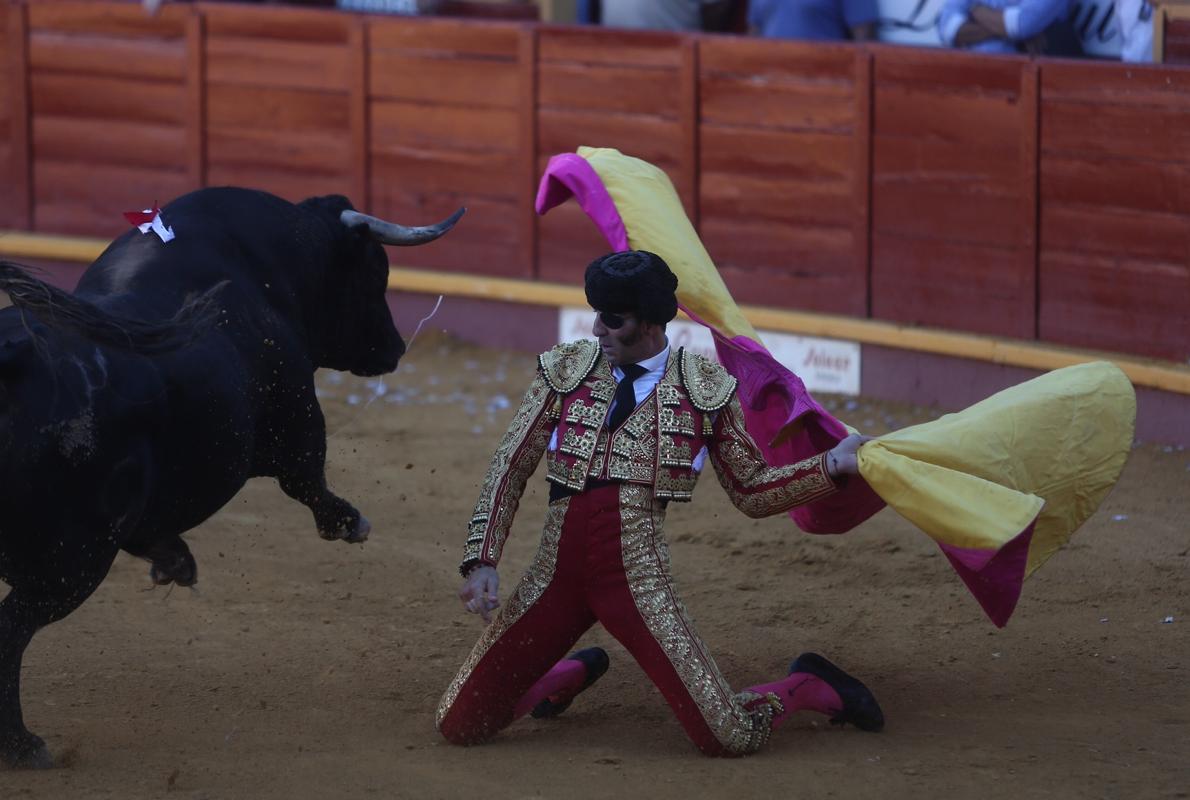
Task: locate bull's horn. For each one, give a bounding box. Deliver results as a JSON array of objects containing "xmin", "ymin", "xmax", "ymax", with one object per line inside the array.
[{"xmin": 340, "ymin": 207, "xmax": 466, "ymax": 246}]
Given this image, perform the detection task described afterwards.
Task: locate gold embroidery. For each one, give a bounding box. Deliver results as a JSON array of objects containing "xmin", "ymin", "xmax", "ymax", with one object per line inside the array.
[
  {"xmin": 656, "ymin": 382, "xmax": 683, "ymax": 407},
  {"xmin": 546, "ymin": 450, "xmax": 589, "ymax": 490},
  {"xmin": 654, "ymin": 469, "xmax": 697, "ymax": 501},
  {"xmin": 710, "ymin": 397, "xmax": 836, "ymax": 518},
  {"xmin": 659, "ymin": 406, "xmax": 696, "ymax": 437},
  {"xmin": 464, "ymin": 370, "xmax": 555, "ymax": 569},
  {"xmin": 679, "ymin": 349, "xmax": 737, "ymax": 413},
  {"xmin": 617, "ymin": 484, "xmax": 773, "ymax": 754},
  {"xmin": 658, "ymin": 435, "xmax": 693, "ymax": 468},
  {"xmin": 437, "ymin": 498, "xmax": 570, "ymax": 729},
  {"xmin": 539, "ymin": 340, "xmax": 600, "ymax": 393},
  {"xmin": 565, "ymin": 398, "xmax": 606, "ymax": 429},
  {"xmin": 560, "ymin": 427, "xmax": 598, "ymax": 458}
]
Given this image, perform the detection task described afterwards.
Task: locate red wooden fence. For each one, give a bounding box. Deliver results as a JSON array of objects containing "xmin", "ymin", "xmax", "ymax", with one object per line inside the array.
[{"xmin": 1, "ymin": 1, "xmax": 1188, "ymax": 364}]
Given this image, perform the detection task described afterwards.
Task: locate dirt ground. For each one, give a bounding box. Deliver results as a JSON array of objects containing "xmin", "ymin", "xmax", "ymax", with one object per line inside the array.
[{"xmin": 3, "ymin": 332, "xmax": 1188, "ymax": 799}]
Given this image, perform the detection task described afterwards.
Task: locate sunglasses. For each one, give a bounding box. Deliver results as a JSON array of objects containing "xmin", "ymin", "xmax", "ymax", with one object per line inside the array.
[{"xmin": 597, "ymin": 311, "xmax": 632, "ymax": 329}]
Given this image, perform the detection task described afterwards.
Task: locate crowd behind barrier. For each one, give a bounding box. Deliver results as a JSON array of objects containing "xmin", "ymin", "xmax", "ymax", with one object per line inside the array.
[{"xmin": 1, "ymin": 0, "xmax": 1188, "ymax": 370}]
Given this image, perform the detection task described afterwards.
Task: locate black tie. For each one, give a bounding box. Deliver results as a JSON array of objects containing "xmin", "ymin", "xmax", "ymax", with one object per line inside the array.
[{"xmin": 607, "ymin": 364, "xmax": 647, "ymax": 432}]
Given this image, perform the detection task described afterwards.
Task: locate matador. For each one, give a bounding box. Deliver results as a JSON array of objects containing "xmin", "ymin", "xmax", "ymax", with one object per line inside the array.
[{"xmin": 436, "ymin": 250, "xmax": 884, "ymax": 756}]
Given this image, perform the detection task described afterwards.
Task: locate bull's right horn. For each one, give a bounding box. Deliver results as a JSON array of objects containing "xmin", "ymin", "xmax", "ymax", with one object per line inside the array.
[{"xmin": 340, "ymin": 207, "xmax": 466, "ymax": 246}]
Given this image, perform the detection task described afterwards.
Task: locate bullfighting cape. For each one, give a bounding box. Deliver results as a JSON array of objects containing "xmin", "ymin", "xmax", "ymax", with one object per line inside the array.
[{"xmin": 535, "ymin": 146, "xmax": 1136, "ymax": 627}]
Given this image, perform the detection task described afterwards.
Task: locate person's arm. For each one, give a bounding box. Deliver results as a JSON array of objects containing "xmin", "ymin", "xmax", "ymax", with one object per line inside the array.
[
  {"xmin": 973, "ymin": 0, "xmax": 1068, "ymax": 41},
  {"xmin": 700, "ymin": 0, "xmax": 736, "ymax": 32},
  {"xmin": 844, "ymin": 0, "xmax": 878, "ymax": 40},
  {"xmin": 708, "ymin": 395, "xmax": 868, "ymax": 518},
  {"xmin": 938, "ymin": 0, "xmax": 980, "ymax": 45},
  {"xmin": 457, "ymin": 368, "xmax": 556, "ymax": 594}
]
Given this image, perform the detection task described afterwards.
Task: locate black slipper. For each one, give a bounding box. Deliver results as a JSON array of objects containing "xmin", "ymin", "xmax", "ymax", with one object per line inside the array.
[{"xmin": 789, "ymin": 652, "xmax": 885, "ymax": 732}]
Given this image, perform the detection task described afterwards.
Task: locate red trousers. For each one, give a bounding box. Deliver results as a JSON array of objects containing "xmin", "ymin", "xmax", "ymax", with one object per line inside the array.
[{"xmin": 437, "ymin": 483, "xmax": 777, "ymax": 756}]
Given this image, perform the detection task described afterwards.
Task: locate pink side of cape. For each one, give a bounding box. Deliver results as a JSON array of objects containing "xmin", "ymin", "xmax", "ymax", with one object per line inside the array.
[{"xmin": 535, "ymin": 152, "xmax": 1027, "ymax": 626}]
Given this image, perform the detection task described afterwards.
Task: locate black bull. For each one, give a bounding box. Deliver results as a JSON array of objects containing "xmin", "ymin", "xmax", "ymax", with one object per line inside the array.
[{"xmin": 0, "ymin": 187, "xmax": 463, "ymax": 768}]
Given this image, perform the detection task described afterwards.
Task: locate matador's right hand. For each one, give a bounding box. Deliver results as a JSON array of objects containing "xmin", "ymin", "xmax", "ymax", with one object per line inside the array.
[{"xmin": 459, "ymin": 565, "xmax": 501, "ymax": 624}]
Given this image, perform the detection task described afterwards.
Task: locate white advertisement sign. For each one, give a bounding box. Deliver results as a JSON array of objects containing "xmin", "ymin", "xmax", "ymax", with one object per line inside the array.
[
  {"xmin": 558, "ymin": 308, "xmax": 861, "ymax": 396},
  {"xmin": 874, "ymin": 0, "xmax": 1124, "ymax": 59}
]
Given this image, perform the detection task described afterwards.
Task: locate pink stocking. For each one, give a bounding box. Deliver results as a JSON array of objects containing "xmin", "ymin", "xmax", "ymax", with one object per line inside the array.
[
  {"xmin": 512, "ymin": 658, "xmax": 587, "ymax": 720},
  {"xmin": 745, "ymin": 673, "xmax": 843, "ymax": 730}
]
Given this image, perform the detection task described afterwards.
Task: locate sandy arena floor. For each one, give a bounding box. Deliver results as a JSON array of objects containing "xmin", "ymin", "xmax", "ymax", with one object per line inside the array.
[{"xmin": 3, "ymin": 332, "xmax": 1188, "ymax": 799}]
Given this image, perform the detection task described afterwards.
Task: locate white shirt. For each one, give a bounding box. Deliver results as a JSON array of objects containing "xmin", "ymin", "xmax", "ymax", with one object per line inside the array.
[{"xmin": 547, "ymin": 343, "xmax": 710, "ymax": 472}]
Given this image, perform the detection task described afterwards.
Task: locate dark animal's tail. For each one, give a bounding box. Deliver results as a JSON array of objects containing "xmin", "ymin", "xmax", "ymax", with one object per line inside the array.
[{"xmin": 0, "ymin": 260, "xmax": 226, "ymax": 355}]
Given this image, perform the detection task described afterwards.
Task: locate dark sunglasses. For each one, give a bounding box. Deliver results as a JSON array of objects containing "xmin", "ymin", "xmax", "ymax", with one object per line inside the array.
[{"xmin": 597, "ymin": 310, "xmax": 632, "ymax": 329}]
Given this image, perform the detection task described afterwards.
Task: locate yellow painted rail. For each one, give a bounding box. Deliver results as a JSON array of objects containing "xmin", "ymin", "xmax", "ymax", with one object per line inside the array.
[{"xmin": 3, "ymin": 230, "xmax": 1189, "ymax": 395}]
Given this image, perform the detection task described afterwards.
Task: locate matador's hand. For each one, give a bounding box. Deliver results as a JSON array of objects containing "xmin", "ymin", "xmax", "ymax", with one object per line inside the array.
[
  {"xmin": 827, "ymin": 433, "xmax": 875, "ymax": 479},
  {"xmin": 459, "ymin": 565, "xmax": 500, "ymax": 624}
]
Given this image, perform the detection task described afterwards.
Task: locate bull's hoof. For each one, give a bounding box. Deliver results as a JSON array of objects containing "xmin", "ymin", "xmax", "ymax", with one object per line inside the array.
[
  {"xmin": 319, "ymin": 513, "xmax": 370, "ymax": 544},
  {"xmin": 1, "ymin": 732, "xmax": 53, "ymax": 770},
  {"xmin": 149, "ymin": 552, "xmax": 198, "ymax": 587}
]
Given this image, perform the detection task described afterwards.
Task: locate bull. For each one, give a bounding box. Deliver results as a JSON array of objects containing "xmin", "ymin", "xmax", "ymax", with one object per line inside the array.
[{"xmin": 0, "ymin": 187, "xmax": 463, "ymax": 767}]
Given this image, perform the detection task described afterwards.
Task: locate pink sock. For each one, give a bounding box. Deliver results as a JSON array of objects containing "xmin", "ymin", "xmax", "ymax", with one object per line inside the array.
[
  {"xmin": 512, "ymin": 658, "xmax": 587, "ymax": 720},
  {"xmin": 745, "ymin": 673, "xmax": 843, "ymax": 730}
]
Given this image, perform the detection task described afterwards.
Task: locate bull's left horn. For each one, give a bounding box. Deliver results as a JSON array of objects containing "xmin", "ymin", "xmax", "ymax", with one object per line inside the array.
[{"xmin": 340, "ymin": 207, "xmax": 466, "ymax": 246}]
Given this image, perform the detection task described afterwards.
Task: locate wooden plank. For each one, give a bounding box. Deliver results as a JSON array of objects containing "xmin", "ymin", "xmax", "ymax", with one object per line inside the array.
[
  {"xmin": 538, "ymin": 27, "xmax": 684, "ymax": 68},
  {"xmin": 518, "ymin": 26, "xmax": 536, "ymax": 281},
  {"xmin": 873, "ymin": 46, "xmax": 1026, "ymax": 95},
  {"xmin": 206, "ymin": 39, "xmax": 349, "ymax": 91},
  {"xmin": 33, "ymin": 116, "xmax": 187, "ymax": 170},
  {"xmin": 29, "ymin": 73, "xmax": 187, "ymax": 125},
  {"xmin": 699, "ymin": 171, "xmax": 853, "ymax": 226},
  {"xmin": 875, "ymin": 83, "xmax": 1026, "ymax": 146},
  {"xmin": 1039, "ymin": 251, "xmax": 1189, "ymax": 361},
  {"xmin": 205, "ymin": 165, "xmax": 352, "ymax": 204},
  {"xmin": 701, "ymin": 126, "xmax": 852, "ymax": 178},
  {"xmin": 871, "ymin": 234, "xmax": 1035, "ymax": 339},
  {"xmin": 206, "ymin": 127, "xmax": 352, "ymax": 176},
  {"xmin": 537, "ymin": 108, "xmax": 683, "ymax": 173},
  {"xmin": 207, "ymin": 85, "xmax": 351, "ymax": 132},
  {"xmin": 33, "ymin": 161, "xmax": 191, "ymax": 236},
  {"xmin": 1041, "ymin": 154, "xmax": 1190, "ymax": 215},
  {"xmin": 678, "ymin": 36, "xmax": 698, "ymax": 228},
  {"xmin": 29, "ymin": 31, "xmax": 187, "ymax": 82},
  {"xmin": 368, "ymin": 16, "xmax": 521, "ymax": 58},
  {"xmin": 702, "ymin": 75, "xmax": 855, "ymax": 131},
  {"xmin": 700, "ymin": 37, "xmax": 856, "ymax": 80},
  {"xmin": 198, "ymin": 1, "xmax": 351, "ymax": 44},
  {"xmin": 28, "ymin": 2, "xmax": 189, "ymax": 38},
  {"xmin": 349, "ymin": 17, "xmax": 367, "ymax": 216},
  {"xmin": 186, "ymin": 10, "xmax": 204, "ymax": 190},
  {"xmin": 854, "ymin": 50, "xmax": 872, "ymax": 316},
  {"xmin": 375, "ymin": 194, "xmax": 526, "ymax": 277},
  {"xmin": 1041, "ymin": 100, "xmax": 1190, "ymax": 162},
  {"xmin": 371, "ymin": 101, "xmax": 518, "ymax": 153},
  {"xmin": 539, "ymin": 62, "xmax": 681, "ymax": 118},
  {"xmin": 369, "ymin": 52, "xmax": 519, "ymax": 107},
  {"xmin": 537, "ymin": 201, "xmax": 618, "ymax": 284},
  {"xmin": 370, "ymin": 150, "xmax": 520, "ymax": 199},
  {"xmin": 1042, "ymin": 204, "xmax": 1190, "ymax": 264},
  {"xmin": 1041, "ymin": 59, "xmax": 1190, "ymax": 102},
  {"xmin": 5, "ymin": 4, "xmax": 30, "ymax": 230}
]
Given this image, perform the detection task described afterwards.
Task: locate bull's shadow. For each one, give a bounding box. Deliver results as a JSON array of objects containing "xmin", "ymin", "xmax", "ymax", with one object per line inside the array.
[{"xmin": 0, "ymin": 187, "xmax": 462, "ymax": 768}]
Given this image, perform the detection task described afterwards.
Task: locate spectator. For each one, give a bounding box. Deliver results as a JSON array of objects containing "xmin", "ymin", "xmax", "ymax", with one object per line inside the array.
[
  {"xmin": 938, "ymin": 0, "xmax": 1083, "ymax": 56},
  {"xmin": 600, "ymin": 0, "xmax": 735, "ymax": 31},
  {"xmin": 749, "ymin": 0, "xmax": 877, "ymax": 41},
  {"xmin": 1115, "ymin": 0, "xmax": 1154, "ymax": 62}
]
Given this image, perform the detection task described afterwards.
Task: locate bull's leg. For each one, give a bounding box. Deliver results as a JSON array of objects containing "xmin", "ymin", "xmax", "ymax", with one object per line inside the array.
[
  {"xmin": 269, "ymin": 395, "xmax": 370, "ymax": 544},
  {"xmin": 278, "ymin": 472, "xmax": 370, "ymax": 544},
  {"xmin": 0, "ymin": 564, "xmax": 111, "ymax": 769},
  {"xmin": 124, "ymin": 536, "xmax": 198, "ymax": 587},
  {"xmin": 0, "ymin": 602, "xmax": 45, "ymax": 768}
]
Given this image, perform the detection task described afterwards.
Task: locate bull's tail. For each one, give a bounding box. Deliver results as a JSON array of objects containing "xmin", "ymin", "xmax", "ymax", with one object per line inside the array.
[{"xmin": 0, "ymin": 260, "xmax": 226, "ymax": 356}]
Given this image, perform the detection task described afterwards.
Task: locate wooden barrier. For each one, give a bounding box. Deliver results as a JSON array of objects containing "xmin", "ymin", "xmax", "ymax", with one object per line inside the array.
[
  {"xmin": 871, "ymin": 48, "xmax": 1038, "ymax": 340},
  {"xmin": 1, "ymin": 4, "xmax": 30, "ymax": 230},
  {"xmin": 2, "ymin": 2, "xmax": 1189, "ymax": 365},
  {"xmin": 1039, "ymin": 61, "xmax": 1190, "ymax": 362},
  {"xmin": 699, "ymin": 38, "xmax": 868, "ymax": 314},
  {"xmin": 535, "ymin": 27, "xmax": 695, "ymax": 282},
  {"xmin": 368, "ymin": 16, "xmax": 532, "ymax": 276},
  {"xmin": 24, "ymin": 1, "xmax": 198, "ymax": 236}
]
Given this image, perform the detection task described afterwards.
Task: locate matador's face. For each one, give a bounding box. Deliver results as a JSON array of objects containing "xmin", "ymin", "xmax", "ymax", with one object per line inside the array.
[{"xmin": 592, "ymin": 310, "xmax": 660, "ymax": 367}]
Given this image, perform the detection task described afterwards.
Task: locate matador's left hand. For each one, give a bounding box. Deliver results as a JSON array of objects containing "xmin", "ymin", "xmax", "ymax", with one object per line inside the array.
[{"xmin": 827, "ymin": 434, "xmax": 874, "ymax": 479}]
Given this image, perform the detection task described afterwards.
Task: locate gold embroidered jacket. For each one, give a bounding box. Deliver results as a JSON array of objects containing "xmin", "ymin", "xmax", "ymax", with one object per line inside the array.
[{"xmin": 461, "ymin": 341, "xmax": 837, "ymax": 574}]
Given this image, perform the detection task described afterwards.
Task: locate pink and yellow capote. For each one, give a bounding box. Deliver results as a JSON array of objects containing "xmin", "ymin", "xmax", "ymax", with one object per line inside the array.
[{"xmin": 536, "ymin": 146, "xmax": 1136, "ymax": 628}]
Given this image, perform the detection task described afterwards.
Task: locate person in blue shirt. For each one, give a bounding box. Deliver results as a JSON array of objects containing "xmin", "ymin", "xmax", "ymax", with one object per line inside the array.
[
  {"xmin": 938, "ymin": 0, "xmax": 1081, "ymax": 55},
  {"xmin": 749, "ymin": 0, "xmax": 878, "ymax": 41}
]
